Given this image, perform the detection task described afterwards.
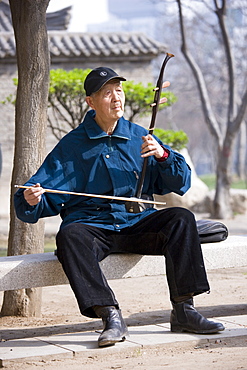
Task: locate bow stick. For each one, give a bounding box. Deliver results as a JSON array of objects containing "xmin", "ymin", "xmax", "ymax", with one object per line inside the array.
[
  {"xmin": 126, "ymin": 53, "xmax": 174, "ymax": 213},
  {"xmin": 14, "ymin": 185, "xmax": 166, "ymax": 206}
]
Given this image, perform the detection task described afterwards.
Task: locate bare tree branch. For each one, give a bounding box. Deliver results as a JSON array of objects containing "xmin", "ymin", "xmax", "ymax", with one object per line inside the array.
[
  {"xmin": 177, "ymin": 0, "xmax": 223, "ymax": 146},
  {"xmin": 214, "ymin": 0, "xmax": 237, "ymax": 123}
]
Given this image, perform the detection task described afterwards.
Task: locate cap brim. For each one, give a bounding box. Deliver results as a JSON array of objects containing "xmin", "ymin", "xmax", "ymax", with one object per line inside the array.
[{"xmin": 93, "ymin": 76, "xmax": 126, "ymax": 95}]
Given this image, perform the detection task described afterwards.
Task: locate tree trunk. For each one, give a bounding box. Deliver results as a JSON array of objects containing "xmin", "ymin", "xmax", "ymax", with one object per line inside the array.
[
  {"xmin": 234, "ymin": 121, "xmax": 246, "ymax": 179},
  {"xmin": 1, "ymin": 0, "xmax": 50, "ymax": 317},
  {"xmin": 213, "ymin": 142, "xmax": 232, "ymax": 219}
]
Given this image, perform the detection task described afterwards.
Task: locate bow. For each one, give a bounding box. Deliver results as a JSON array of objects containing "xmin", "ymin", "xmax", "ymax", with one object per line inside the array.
[
  {"xmin": 126, "ymin": 52, "xmax": 174, "ymax": 213},
  {"xmin": 14, "ymin": 185, "xmax": 167, "ymax": 207}
]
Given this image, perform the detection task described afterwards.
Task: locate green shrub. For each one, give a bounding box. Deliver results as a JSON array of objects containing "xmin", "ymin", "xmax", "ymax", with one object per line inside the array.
[{"xmin": 153, "ymin": 128, "xmax": 188, "ymax": 151}]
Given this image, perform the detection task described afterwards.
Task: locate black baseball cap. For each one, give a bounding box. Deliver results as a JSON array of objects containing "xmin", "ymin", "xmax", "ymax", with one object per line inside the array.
[{"xmin": 84, "ymin": 67, "xmax": 126, "ymax": 96}]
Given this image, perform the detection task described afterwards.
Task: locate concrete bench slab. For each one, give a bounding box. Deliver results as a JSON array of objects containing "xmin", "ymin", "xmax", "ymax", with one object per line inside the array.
[{"xmin": 0, "ymin": 235, "xmax": 246, "ymax": 291}]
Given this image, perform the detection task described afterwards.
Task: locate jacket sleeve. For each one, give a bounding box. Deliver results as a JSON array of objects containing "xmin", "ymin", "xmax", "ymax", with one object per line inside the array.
[
  {"xmin": 151, "ymin": 137, "xmax": 191, "ymax": 196},
  {"xmin": 14, "ymin": 189, "xmax": 64, "ymax": 224},
  {"xmin": 14, "ymin": 149, "xmax": 71, "ymax": 224}
]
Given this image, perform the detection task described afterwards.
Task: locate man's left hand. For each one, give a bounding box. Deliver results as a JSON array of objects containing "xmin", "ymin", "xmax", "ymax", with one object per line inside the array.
[{"xmin": 141, "ymin": 134, "xmax": 164, "ymax": 159}]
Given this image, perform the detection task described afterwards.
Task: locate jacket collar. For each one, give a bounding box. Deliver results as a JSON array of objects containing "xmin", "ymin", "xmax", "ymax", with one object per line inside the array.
[{"xmin": 84, "ymin": 110, "xmax": 131, "ymax": 140}]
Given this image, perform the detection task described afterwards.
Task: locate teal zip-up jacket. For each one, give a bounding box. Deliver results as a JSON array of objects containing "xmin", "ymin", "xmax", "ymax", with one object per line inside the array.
[{"xmin": 14, "ymin": 110, "xmax": 191, "ymax": 231}]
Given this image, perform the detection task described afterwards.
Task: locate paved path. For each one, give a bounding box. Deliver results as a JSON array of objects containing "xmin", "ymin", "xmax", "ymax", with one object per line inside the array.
[{"xmin": 0, "ymin": 313, "xmax": 246, "ymax": 367}]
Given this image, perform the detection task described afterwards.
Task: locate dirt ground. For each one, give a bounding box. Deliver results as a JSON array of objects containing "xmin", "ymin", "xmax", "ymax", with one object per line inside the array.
[{"xmin": 0, "ymin": 266, "xmax": 247, "ymax": 369}]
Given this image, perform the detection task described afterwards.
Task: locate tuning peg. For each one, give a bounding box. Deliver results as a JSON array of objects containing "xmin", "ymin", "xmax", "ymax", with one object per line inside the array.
[{"xmin": 153, "ymin": 81, "xmax": 170, "ymax": 91}]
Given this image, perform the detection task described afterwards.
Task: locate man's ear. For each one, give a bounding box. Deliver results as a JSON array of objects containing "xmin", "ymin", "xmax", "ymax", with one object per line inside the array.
[{"xmin": 85, "ymin": 96, "xmax": 94, "ymax": 109}]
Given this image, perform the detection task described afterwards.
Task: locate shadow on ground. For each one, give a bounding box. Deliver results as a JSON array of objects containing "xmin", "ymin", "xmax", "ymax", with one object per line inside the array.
[{"xmin": 1, "ymin": 303, "xmax": 246, "ymax": 341}]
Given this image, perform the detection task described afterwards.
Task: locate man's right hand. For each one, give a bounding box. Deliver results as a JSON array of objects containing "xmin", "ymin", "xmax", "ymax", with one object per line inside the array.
[{"xmin": 24, "ymin": 183, "xmax": 44, "ymax": 206}]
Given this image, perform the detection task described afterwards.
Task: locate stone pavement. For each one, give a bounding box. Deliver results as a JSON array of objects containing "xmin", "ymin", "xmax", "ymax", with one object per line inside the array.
[{"xmin": 0, "ymin": 313, "xmax": 247, "ymax": 367}]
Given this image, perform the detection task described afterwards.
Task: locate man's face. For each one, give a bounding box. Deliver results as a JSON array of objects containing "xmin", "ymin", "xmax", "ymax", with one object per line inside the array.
[{"xmin": 87, "ymin": 80, "xmax": 125, "ymax": 123}]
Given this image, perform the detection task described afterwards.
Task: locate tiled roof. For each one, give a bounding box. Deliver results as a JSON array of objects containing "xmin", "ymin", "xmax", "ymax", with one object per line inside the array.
[
  {"xmin": 0, "ymin": 0, "xmax": 12, "ymax": 32},
  {"xmin": 46, "ymin": 7, "xmax": 72, "ymax": 31},
  {"xmin": 0, "ymin": 31, "xmax": 166, "ymax": 62},
  {"xmin": 0, "ymin": 1, "xmax": 72, "ymax": 32},
  {"xmin": 0, "ymin": 2, "xmax": 166, "ymax": 63}
]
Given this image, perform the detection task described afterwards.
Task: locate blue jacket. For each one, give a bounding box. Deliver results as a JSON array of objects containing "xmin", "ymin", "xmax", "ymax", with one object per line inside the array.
[{"xmin": 14, "ymin": 110, "xmax": 191, "ymax": 231}]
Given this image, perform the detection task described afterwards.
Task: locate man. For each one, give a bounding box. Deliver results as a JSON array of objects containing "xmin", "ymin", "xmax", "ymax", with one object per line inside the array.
[{"xmin": 14, "ymin": 67, "xmax": 224, "ymax": 347}]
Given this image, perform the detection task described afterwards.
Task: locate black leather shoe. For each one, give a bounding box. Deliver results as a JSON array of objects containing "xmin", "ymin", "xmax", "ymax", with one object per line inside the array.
[
  {"xmin": 94, "ymin": 306, "xmax": 129, "ymax": 347},
  {"xmin": 170, "ymin": 298, "xmax": 225, "ymax": 334}
]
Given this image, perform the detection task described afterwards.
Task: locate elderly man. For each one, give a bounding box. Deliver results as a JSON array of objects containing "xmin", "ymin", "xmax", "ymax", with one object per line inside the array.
[{"xmin": 14, "ymin": 67, "xmax": 224, "ymax": 347}]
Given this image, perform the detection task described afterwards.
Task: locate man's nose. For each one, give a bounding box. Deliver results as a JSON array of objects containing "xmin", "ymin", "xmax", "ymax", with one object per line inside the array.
[{"xmin": 112, "ymin": 90, "xmax": 120, "ymax": 100}]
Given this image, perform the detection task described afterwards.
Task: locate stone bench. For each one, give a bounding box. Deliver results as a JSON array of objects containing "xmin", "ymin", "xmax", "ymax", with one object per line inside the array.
[{"xmin": 0, "ymin": 235, "xmax": 246, "ymax": 291}]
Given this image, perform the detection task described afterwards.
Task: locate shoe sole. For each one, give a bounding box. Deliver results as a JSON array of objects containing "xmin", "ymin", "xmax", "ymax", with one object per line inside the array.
[
  {"xmin": 98, "ymin": 336, "xmax": 126, "ymax": 348},
  {"xmin": 171, "ymin": 325, "xmax": 225, "ymax": 334}
]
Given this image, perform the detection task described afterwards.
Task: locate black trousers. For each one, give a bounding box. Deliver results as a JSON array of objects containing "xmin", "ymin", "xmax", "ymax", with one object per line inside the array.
[{"xmin": 56, "ymin": 207, "xmax": 210, "ymax": 318}]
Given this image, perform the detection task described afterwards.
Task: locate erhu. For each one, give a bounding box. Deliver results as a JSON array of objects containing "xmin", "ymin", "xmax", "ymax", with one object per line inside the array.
[{"xmin": 126, "ymin": 52, "xmax": 174, "ymax": 213}]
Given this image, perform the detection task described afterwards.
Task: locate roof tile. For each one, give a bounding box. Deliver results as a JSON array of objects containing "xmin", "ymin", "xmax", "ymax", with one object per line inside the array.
[{"xmin": 0, "ymin": 31, "xmax": 166, "ymax": 61}]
